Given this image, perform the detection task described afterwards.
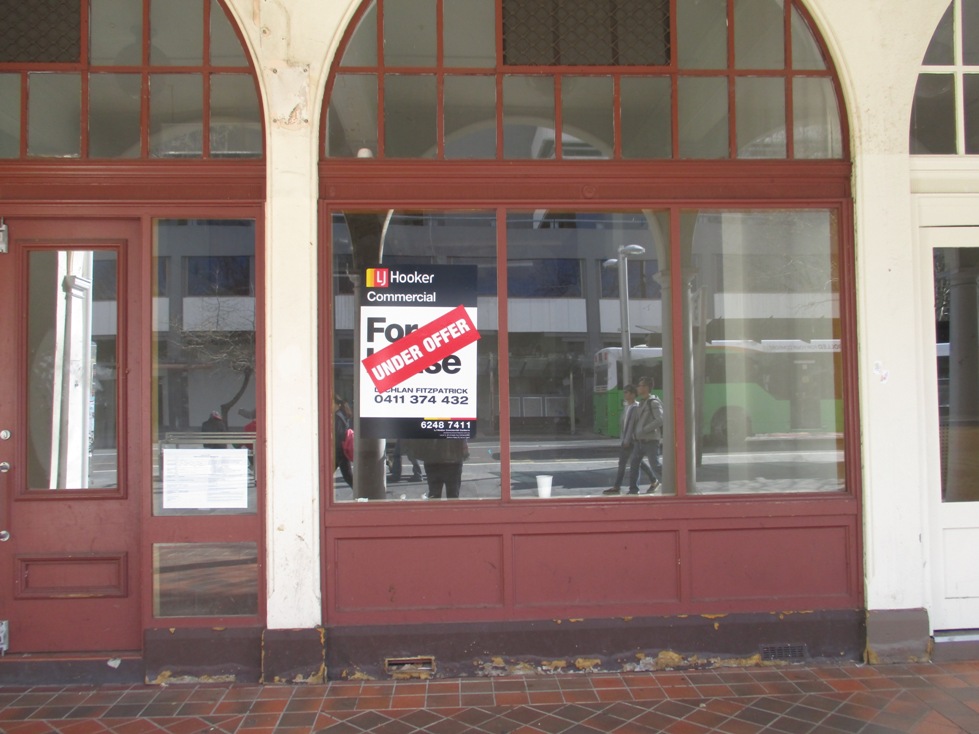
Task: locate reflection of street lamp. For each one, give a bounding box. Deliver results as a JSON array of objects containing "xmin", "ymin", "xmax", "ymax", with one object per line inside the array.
[{"xmin": 604, "ymin": 244, "xmax": 646, "ymax": 388}]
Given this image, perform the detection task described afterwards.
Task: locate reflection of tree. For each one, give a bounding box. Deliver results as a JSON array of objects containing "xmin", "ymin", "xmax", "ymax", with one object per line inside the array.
[
  {"xmin": 934, "ymin": 250, "xmax": 950, "ymax": 322},
  {"xmin": 176, "ymin": 294, "xmax": 255, "ymax": 424}
]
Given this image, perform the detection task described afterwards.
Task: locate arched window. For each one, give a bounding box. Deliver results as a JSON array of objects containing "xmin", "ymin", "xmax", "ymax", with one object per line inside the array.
[
  {"xmin": 325, "ymin": 0, "xmax": 842, "ymax": 160},
  {"xmin": 0, "ymin": 0, "xmax": 262, "ymax": 159},
  {"xmin": 322, "ymin": 0, "xmax": 853, "ymax": 507},
  {"xmin": 911, "ymin": 0, "xmax": 979, "ymax": 155}
]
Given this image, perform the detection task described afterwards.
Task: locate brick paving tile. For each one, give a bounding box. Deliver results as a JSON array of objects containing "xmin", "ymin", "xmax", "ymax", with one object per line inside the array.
[{"xmin": 3, "ymin": 661, "xmax": 979, "ymax": 732}]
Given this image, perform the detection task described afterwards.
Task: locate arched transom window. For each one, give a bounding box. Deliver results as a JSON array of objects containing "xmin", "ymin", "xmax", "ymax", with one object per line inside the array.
[
  {"xmin": 325, "ymin": 0, "xmax": 843, "ymax": 160},
  {"xmin": 911, "ymin": 0, "xmax": 979, "ymax": 155},
  {"xmin": 0, "ymin": 0, "xmax": 262, "ymax": 159}
]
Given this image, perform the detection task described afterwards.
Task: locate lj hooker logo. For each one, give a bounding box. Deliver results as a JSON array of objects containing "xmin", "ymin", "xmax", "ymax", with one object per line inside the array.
[{"xmin": 366, "ymin": 268, "xmax": 389, "ymax": 288}]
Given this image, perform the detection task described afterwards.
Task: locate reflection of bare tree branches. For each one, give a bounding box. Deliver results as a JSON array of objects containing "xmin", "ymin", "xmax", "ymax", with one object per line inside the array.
[
  {"xmin": 934, "ymin": 250, "xmax": 950, "ymax": 322},
  {"xmin": 176, "ymin": 293, "xmax": 255, "ymax": 424}
]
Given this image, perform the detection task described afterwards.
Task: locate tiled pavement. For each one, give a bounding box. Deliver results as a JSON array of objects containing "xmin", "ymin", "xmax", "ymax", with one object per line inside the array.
[{"xmin": 2, "ymin": 661, "xmax": 979, "ymax": 733}]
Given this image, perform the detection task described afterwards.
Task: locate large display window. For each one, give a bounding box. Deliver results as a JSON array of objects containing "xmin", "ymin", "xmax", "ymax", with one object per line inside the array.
[{"xmin": 329, "ymin": 207, "xmax": 846, "ymax": 502}]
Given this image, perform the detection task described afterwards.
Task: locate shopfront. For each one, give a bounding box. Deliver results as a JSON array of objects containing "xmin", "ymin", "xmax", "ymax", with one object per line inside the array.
[
  {"xmin": 318, "ymin": 0, "xmax": 863, "ymax": 676},
  {"xmin": 0, "ymin": 0, "xmax": 267, "ymax": 681},
  {"xmin": 6, "ymin": 0, "xmax": 970, "ymax": 684}
]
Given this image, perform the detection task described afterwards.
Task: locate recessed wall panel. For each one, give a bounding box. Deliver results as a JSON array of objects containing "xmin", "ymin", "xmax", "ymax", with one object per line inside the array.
[{"xmin": 513, "ymin": 531, "xmax": 679, "ymax": 606}]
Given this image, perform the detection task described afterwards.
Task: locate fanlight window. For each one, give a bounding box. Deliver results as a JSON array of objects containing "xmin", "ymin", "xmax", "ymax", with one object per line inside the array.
[
  {"xmin": 0, "ymin": 0, "xmax": 262, "ymax": 159},
  {"xmin": 325, "ymin": 0, "xmax": 844, "ymax": 161},
  {"xmin": 911, "ymin": 0, "xmax": 979, "ymax": 155}
]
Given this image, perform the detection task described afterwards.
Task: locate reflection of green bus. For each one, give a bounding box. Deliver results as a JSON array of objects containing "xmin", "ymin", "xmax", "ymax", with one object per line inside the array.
[{"xmin": 593, "ymin": 342, "xmax": 843, "ymax": 448}]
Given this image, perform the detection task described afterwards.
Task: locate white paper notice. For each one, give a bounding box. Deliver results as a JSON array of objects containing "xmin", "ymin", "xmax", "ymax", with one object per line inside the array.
[{"xmin": 162, "ymin": 449, "xmax": 250, "ymax": 509}]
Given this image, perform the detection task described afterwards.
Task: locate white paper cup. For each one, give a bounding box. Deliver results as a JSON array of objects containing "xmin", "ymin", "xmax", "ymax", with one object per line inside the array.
[{"xmin": 536, "ymin": 475, "xmax": 553, "ymax": 497}]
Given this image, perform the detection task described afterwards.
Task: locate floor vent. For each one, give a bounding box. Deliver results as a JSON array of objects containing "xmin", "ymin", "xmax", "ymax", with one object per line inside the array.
[
  {"xmin": 384, "ymin": 656, "xmax": 436, "ymax": 678},
  {"xmin": 760, "ymin": 643, "xmax": 808, "ymax": 662}
]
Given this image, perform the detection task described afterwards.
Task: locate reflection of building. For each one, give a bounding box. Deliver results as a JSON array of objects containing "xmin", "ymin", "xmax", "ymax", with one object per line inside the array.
[{"xmin": 0, "ymin": 0, "xmax": 977, "ymax": 683}]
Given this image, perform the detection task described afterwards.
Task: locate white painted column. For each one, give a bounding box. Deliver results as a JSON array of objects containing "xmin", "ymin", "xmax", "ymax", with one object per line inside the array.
[
  {"xmin": 811, "ymin": 0, "xmax": 949, "ymax": 616},
  {"xmin": 225, "ymin": 0, "xmax": 361, "ymax": 630}
]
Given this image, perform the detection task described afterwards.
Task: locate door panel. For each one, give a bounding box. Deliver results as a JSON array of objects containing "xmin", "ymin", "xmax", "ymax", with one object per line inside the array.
[
  {"xmin": 925, "ymin": 228, "xmax": 979, "ymax": 631},
  {"xmin": 0, "ymin": 219, "xmax": 140, "ymax": 653}
]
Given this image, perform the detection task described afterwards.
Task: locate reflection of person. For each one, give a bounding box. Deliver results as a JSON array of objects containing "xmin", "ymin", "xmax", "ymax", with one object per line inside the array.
[
  {"xmin": 628, "ymin": 376, "xmax": 664, "ymax": 494},
  {"xmin": 202, "ymin": 410, "xmax": 227, "ymax": 448},
  {"xmin": 413, "ymin": 439, "xmax": 468, "ymax": 498},
  {"xmin": 389, "ymin": 440, "xmax": 423, "ymax": 482},
  {"xmin": 603, "ymin": 384, "xmax": 655, "ymax": 495},
  {"xmin": 333, "ymin": 396, "xmax": 353, "ymax": 487}
]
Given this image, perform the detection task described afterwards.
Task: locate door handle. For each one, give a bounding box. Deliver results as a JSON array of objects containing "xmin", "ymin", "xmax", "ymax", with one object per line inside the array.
[{"xmin": 0, "ymin": 460, "xmax": 8, "ymax": 539}]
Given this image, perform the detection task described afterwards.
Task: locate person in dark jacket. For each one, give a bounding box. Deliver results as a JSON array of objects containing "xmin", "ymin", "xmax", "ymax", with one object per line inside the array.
[
  {"xmin": 201, "ymin": 410, "xmax": 227, "ymax": 448},
  {"xmin": 333, "ymin": 396, "xmax": 353, "ymax": 487},
  {"xmin": 411, "ymin": 438, "xmax": 468, "ymax": 498}
]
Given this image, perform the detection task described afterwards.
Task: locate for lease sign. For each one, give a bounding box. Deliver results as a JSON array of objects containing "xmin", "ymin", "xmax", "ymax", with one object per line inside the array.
[{"xmin": 358, "ymin": 264, "xmax": 479, "ymax": 440}]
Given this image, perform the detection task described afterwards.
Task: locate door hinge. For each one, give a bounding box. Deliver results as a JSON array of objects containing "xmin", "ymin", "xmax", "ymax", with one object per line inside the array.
[
  {"xmin": 0, "ymin": 620, "xmax": 8, "ymax": 654},
  {"xmin": 0, "ymin": 219, "xmax": 7, "ymax": 254}
]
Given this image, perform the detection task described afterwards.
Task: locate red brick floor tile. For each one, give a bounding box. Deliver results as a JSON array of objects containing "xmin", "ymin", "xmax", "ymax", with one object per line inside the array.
[
  {"xmin": 495, "ymin": 690, "xmax": 532, "ymax": 706},
  {"xmin": 425, "ymin": 692, "xmax": 461, "ymax": 708},
  {"xmin": 526, "ymin": 690, "xmax": 564, "ymax": 705},
  {"xmin": 594, "ymin": 687, "xmax": 634, "ymax": 702},
  {"xmin": 390, "ymin": 692, "xmax": 429, "ymax": 708}
]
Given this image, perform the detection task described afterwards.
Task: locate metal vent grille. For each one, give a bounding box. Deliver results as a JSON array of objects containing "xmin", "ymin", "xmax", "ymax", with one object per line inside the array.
[
  {"xmin": 502, "ymin": 0, "xmax": 670, "ymax": 66},
  {"xmin": 760, "ymin": 643, "xmax": 808, "ymax": 662},
  {"xmin": 0, "ymin": 0, "xmax": 80, "ymax": 63}
]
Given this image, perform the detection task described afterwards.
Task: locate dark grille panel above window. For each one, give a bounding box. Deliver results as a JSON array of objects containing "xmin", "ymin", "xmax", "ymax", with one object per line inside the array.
[
  {"xmin": 502, "ymin": 0, "xmax": 670, "ymax": 66},
  {"xmin": 0, "ymin": 0, "xmax": 80, "ymax": 63}
]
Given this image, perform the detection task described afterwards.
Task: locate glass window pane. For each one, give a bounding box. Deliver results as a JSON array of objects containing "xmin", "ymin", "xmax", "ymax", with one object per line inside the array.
[
  {"xmin": 445, "ymin": 0, "xmax": 495, "ymax": 68},
  {"xmin": 90, "ymin": 0, "xmax": 142, "ymax": 66},
  {"xmin": 934, "ymin": 247, "xmax": 979, "ymax": 502},
  {"xmin": 384, "ymin": 75, "xmax": 436, "ymax": 158},
  {"xmin": 736, "ymin": 77, "xmax": 786, "ymax": 158},
  {"xmin": 151, "ymin": 0, "xmax": 203, "ymax": 65},
  {"xmin": 150, "ymin": 74, "xmax": 203, "ymax": 158},
  {"xmin": 923, "ymin": 2, "xmax": 954, "ymax": 66},
  {"xmin": 28, "ymin": 73, "xmax": 81, "ymax": 158},
  {"xmin": 331, "ymin": 210, "xmax": 500, "ymax": 503},
  {"xmin": 327, "ymin": 74, "xmax": 378, "ymax": 158},
  {"xmin": 735, "ymin": 0, "xmax": 784, "ymax": 69},
  {"xmin": 681, "ymin": 210, "xmax": 844, "ymax": 495},
  {"xmin": 444, "ymin": 75, "xmax": 497, "ymax": 159},
  {"xmin": 621, "ymin": 76, "xmax": 672, "ymax": 159},
  {"xmin": 794, "ymin": 77, "xmax": 843, "ymax": 159},
  {"xmin": 27, "ymin": 250, "xmax": 118, "ymax": 490},
  {"xmin": 678, "ymin": 0, "xmax": 727, "ymax": 69},
  {"xmin": 561, "ymin": 77, "xmax": 612, "ymax": 159},
  {"xmin": 964, "ymin": 0, "xmax": 979, "ymax": 66},
  {"xmin": 89, "ymin": 74, "xmax": 141, "ymax": 158},
  {"xmin": 678, "ymin": 76, "xmax": 728, "ymax": 158},
  {"xmin": 910, "ymin": 73, "xmax": 956, "ymax": 155},
  {"xmin": 210, "ymin": 0, "xmax": 247, "ymax": 66},
  {"xmin": 383, "ymin": 0, "xmax": 436, "ymax": 67},
  {"xmin": 503, "ymin": 75, "xmax": 555, "ymax": 159},
  {"xmin": 153, "ymin": 543, "xmax": 258, "ymax": 617},
  {"xmin": 152, "ymin": 219, "xmax": 258, "ymax": 516},
  {"xmin": 339, "ymin": 4, "xmax": 378, "ymax": 67},
  {"xmin": 791, "ymin": 6, "xmax": 827, "ymax": 70},
  {"xmin": 210, "ymin": 74, "xmax": 262, "ymax": 158},
  {"xmin": 0, "ymin": 74, "xmax": 21, "ymax": 158},
  {"xmin": 507, "ymin": 211, "xmax": 673, "ymax": 499},
  {"xmin": 965, "ymin": 74, "xmax": 979, "ymax": 154}
]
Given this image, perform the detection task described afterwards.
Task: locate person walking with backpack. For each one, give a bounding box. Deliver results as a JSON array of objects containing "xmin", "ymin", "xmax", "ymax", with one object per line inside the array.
[{"xmin": 627, "ymin": 375, "xmax": 664, "ymax": 494}]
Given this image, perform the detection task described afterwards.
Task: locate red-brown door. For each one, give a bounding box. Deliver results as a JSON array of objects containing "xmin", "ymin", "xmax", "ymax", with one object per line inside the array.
[{"xmin": 0, "ymin": 219, "xmax": 141, "ymax": 654}]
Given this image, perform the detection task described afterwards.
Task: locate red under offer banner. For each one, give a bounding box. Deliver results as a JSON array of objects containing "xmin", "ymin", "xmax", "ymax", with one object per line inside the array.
[{"xmin": 362, "ymin": 305, "xmax": 480, "ymax": 394}]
